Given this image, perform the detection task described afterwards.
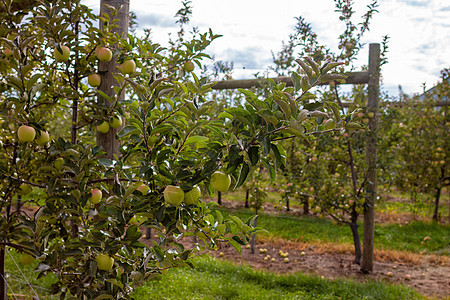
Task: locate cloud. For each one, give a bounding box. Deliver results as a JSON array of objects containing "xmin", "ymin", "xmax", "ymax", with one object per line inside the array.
[
  {"xmin": 135, "ymin": 12, "xmax": 177, "ymax": 29},
  {"xmin": 397, "ymin": 0, "xmax": 428, "ymax": 7}
]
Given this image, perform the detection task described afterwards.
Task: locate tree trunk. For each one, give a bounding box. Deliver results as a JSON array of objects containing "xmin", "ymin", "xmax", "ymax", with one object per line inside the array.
[
  {"xmin": 432, "ymin": 187, "xmax": 441, "ymax": 222},
  {"xmin": 302, "ymin": 196, "xmax": 309, "ymax": 215},
  {"xmin": 349, "ymin": 222, "xmax": 362, "ymax": 265},
  {"xmin": 361, "ymin": 43, "xmax": 380, "ymax": 274},
  {"xmin": 286, "ymin": 197, "xmax": 290, "ymax": 211},
  {"xmin": 250, "ymin": 214, "xmax": 258, "ymax": 254},
  {"xmin": 145, "ymin": 227, "xmax": 152, "ymax": 239},
  {"xmin": 217, "ymin": 191, "xmax": 222, "ymax": 205},
  {"xmin": 245, "ymin": 189, "xmax": 249, "ymax": 208},
  {"xmin": 97, "ymin": 0, "xmax": 129, "ymax": 159}
]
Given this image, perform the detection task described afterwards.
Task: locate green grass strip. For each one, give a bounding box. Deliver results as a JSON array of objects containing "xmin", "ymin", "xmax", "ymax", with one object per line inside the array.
[{"xmin": 133, "ymin": 256, "xmax": 424, "ymax": 300}]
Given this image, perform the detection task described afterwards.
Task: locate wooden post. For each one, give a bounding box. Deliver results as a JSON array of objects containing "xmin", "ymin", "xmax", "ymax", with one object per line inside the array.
[
  {"xmin": 97, "ymin": 0, "xmax": 129, "ymax": 159},
  {"xmin": 361, "ymin": 43, "xmax": 380, "ymax": 273}
]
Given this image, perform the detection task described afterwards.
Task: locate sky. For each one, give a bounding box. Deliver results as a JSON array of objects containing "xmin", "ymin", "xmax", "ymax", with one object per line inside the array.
[{"xmin": 83, "ymin": 0, "xmax": 450, "ymax": 97}]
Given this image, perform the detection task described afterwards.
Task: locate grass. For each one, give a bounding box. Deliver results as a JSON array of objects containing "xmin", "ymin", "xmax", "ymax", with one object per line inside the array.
[
  {"xmin": 4, "ymin": 249, "xmax": 58, "ymax": 299},
  {"xmin": 222, "ymin": 209, "xmax": 450, "ymax": 255},
  {"xmin": 132, "ymin": 255, "xmax": 425, "ymax": 300}
]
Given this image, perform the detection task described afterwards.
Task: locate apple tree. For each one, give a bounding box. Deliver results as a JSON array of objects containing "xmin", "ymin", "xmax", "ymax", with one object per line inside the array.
[
  {"xmin": 0, "ymin": 0, "xmax": 348, "ymax": 298},
  {"xmin": 379, "ymin": 69, "xmax": 449, "ymax": 222}
]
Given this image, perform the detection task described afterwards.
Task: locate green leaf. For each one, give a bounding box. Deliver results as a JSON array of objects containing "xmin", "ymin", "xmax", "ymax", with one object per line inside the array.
[
  {"xmin": 185, "ymin": 135, "xmax": 209, "ymax": 145},
  {"xmin": 248, "ymin": 145, "xmax": 259, "ymax": 166},
  {"xmin": 229, "ymin": 239, "xmax": 241, "ymax": 254},
  {"xmin": 234, "ymin": 162, "xmax": 249, "ymax": 189},
  {"xmin": 257, "ymin": 110, "xmax": 278, "ymax": 126}
]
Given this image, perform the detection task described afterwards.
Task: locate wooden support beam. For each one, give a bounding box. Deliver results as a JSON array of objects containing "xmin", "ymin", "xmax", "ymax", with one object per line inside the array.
[{"xmin": 212, "ymin": 71, "xmax": 369, "ymax": 90}]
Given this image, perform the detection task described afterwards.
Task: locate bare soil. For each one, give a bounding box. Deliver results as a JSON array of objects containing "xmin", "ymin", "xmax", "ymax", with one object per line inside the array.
[
  {"xmin": 197, "ymin": 197, "xmax": 450, "ymax": 299},
  {"xmin": 203, "ymin": 239, "xmax": 450, "ymax": 300}
]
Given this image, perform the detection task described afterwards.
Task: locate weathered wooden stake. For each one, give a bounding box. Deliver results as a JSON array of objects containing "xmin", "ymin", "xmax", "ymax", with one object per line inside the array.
[
  {"xmin": 97, "ymin": 0, "xmax": 129, "ymax": 159},
  {"xmin": 361, "ymin": 43, "xmax": 380, "ymax": 273}
]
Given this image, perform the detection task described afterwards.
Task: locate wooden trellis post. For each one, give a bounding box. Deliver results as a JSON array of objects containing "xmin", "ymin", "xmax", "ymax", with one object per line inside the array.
[{"xmin": 361, "ymin": 43, "xmax": 380, "ymax": 273}]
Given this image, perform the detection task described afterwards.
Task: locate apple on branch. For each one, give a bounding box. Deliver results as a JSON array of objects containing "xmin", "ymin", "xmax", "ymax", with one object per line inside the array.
[
  {"xmin": 183, "ymin": 60, "xmax": 195, "ymax": 72},
  {"xmin": 109, "ymin": 115, "xmax": 123, "ymax": 129},
  {"xmin": 164, "ymin": 185, "xmax": 184, "ymax": 206},
  {"xmin": 89, "ymin": 188, "xmax": 102, "ymax": 204},
  {"xmin": 96, "ymin": 47, "xmax": 112, "ymax": 62},
  {"xmin": 54, "ymin": 44, "xmax": 70, "ymax": 62},
  {"xmin": 210, "ymin": 171, "xmax": 231, "ymax": 192},
  {"xmin": 96, "ymin": 253, "xmax": 114, "ymax": 271},
  {"xmin": 137, "ymin": 184, "xmax": 150, "ymax": 194},
  {"xmin": 17, "ymin": 125, "xmax": 36, "ymax": 142},
  {"xmin": 96, "ymin": 121, "xmax": 110, "ymax": 134},
  {"xmin": 88, "ymin": 73, "xmax": 101, "ymax": 87},
  {"xmin": 35, "ymin": 131, "xmax": 50, "ymax": 145},
  {"xmin": 119, "ymin": 59, "xmax": 136, "ymax": 75},
  {"xmin": 184, "ymin": 185, "xmax": 201, "ymax": 205}
]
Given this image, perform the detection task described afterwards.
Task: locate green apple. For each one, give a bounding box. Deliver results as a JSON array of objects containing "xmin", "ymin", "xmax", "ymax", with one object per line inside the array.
[
  {"xmin": 19, "ymin": 183, "xmax": 33, "ymax": 195},
  {"xmin": 17, "ymin": 125, "xmax": 36, "ymax": 142},
  {"xmin": 96, "ymin": 47, "xmax": 112, "ymax": 62},
  {"xmin": 96, "ymin": 253, "xmax": 114, "ymax": 271},
  {"xmin": 119, "ymin": 59, "xmax": 136, "ymax": 75},
  {"xmin": 210, "ymin": 171, "xmax": 231, "ymax": 192},
  {"xmin": 137, "ymin": 184, "xmax": 150, "ymax": 194},
  {"xmin": 164, "ymin": 185, "xmax": 184, "ymax": 206},
  {"xmin": 183, "ymin": 61, "xmax": 195, "ymax": 72},
  {"xmin": 367, "ymin": 112, "xmax": 375, "ymax": 119},
  {"xmin": 54, "ymin": 157, "xmax": 64, "ymax": 170},
  {"xmin": 54, "ymin": 45, "xmax": 70, "ymax": 62},
  {"xmin": 20, "ymin": 253, "xmax": 34, "ymax": 265},
  {"xmin": 284, "ymin": 257, "xmax": 290, "ymax": 263},
  {"xmin": 89, "ymin": 188, "xmax": 102, "ymax": 204},
  {"xmin": 362, "ymin": 118, "xmax": 369, "ymax": 125},
  {"xmin": 96, "ymin": 121, "xmax": 110, "ymax": 134},
  {"xmin": 109, "ymin": 116, "xmax": 123, "ymax": 129},
  {"xmin": 35, "ymin": 131, "xmax": 50, "ymax": 145},
  {"xmin": 88, "ymin": 73, "xmax": 101, "ymax": 87},
  {"xmin": 184, "ymin": 185, "xmax": 201, "ymax": 205}
]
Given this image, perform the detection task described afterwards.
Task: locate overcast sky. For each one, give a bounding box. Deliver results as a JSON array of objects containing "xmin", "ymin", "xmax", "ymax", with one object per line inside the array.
[{"xmin": 84, "ymin": 0, "xmax": 449, "ymax": 96}]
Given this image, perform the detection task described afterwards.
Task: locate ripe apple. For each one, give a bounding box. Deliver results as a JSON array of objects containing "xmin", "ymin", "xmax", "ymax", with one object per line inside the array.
[
  {"xmin": 164, "ymin": 185, "xmax": 184, "ymax": 206},
  {"xmin": 210, "ymin": 171, "xmax": 231, "ymax": 192},
  {"xmin": 219, "ymin": 252, "xmax": 224, "ymax": 257},
  {"xmin": 301, "ymin": 251, "xmax": 306, "ymax": 256},
  {"xmin": 88, "ymin": 73, "xmax": 101, "ymax": 87},
  {"xmin": 109, "ymin": 116, "xmax": 123, "ymax": 129},
  {"xmin": 119, "ymin": 59, "xmax": 136, "ymax": 75},
  {"xmin": 35, "ymin": 131, "xmax": 50, "ymax": 145},
  {"xmin": 137, "ymin": 184, "xmax": 150, "ymax": 194},
  {"xmin": 19, "ymin": 183, "xmax": 33, "ymax": 195},
  {"xmin": 386, "ymin": 271, "xmax": 393, "ymax": 277},
  {"xmin": 404, "ymin": 274, "xmax": 411, "ymax": 281},
  {"xmin": 89, "ymin": 188, "xmax": 102, "ymax": 204},
  {"xmin": 20, "ymin": 253, "xmax": 34, "ymax": 265},
  {"xmin": 184, "ymin": 185, "xmax": 201, "ymax": 205},
  {"xmin": 96, "ymin": 47, "xmax": 112, "ymax": 62},
  {"xmin": 271, "ymin": 258, "xmax": 276, "ymax": 262},
  {"xmin": 96, "ymin": 121, "xmax": 110, "ymax": 134},
  {"xmin": 284, "ymin": 258, "xmax": 290, "ymax": 263},
  {"xmin": 96, "ymin": 253, "xmax": 114, "ymax": 271},
  {"xmin": 17, "ymin": 125, "xmax": 36, "ymax": 142},
  {"xmin": 183, "ymin": 61, "xmax": 195, "ymax": 72},
  {"xmin": 54, "ymin": 45, "xmax": 70, "ymax": 62}
]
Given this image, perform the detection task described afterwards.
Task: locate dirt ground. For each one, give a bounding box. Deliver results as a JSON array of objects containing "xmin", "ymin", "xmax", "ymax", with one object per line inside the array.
[
  {"xmin": 197, "ymin": 198, "xmax": 450, "ymax": 299},
  {"xmin": 202, "ymin": 239, "xmax": 450, "ymax": 299}
]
